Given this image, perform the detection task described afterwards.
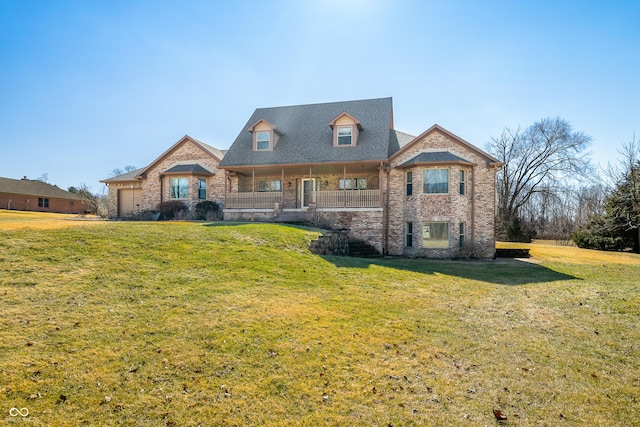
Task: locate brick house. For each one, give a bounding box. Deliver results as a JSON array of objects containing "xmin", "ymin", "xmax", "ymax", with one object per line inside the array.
[
  {"xmin": 0, "ymin": 176, "xmax": 88, "ymax": 214},
  {"xmin": 101, "ymin": 135, "xmax": 226, "ymax": 218},
  {"xmin": 103, "ymin": 98, "xmax": 502, "ymax": 258},
  {"xmin": 220, "ymin": 98, "xmax": 503, "ymax": 258}
]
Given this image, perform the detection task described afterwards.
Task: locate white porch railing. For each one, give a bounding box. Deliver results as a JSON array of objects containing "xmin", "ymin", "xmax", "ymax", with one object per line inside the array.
[
  {"xmin": 315, "ymin": 190, "xmax": 380, "ymax": 208},
  {"xmin": 226, "ymin": 192, "xmax": 282, "ymax": 209},
  {"xmin": 225, "ymin": 190, "xmax": 380, "ymax": 209}
]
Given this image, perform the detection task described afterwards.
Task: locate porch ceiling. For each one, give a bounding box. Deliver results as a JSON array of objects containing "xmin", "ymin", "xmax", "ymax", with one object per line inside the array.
[{"xmin": 225, "ymin": 162, "xmax": 381, "ymax": 177}]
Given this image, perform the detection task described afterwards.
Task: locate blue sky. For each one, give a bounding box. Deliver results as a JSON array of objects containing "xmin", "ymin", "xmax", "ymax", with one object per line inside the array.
[{"xmin": 1, "ymin": 0, "xmax": 638, "ymax": 192}]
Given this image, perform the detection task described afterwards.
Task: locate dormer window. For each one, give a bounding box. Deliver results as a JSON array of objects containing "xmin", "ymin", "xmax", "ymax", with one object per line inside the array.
[
  {"xmin": 256, "ymin": 131, "xmax": 270, "ymax": 150},
  {"xmin": 249, "ymin": 119, "xmax": 281, "ymax": 152},
  {"xmin": 329, "ymin": 112, "xmax": 362, "ymax": 147},
  {"xmin": 337, "ymin": 126, "xmax": 353, "ymax": 146}
]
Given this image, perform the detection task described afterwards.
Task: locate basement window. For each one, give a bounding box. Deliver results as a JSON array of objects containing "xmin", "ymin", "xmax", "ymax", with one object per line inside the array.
[
  {"xmin": 423, "ymin": 222, "xmax": 449, "ymax": 248},
  {"xmin": 406, "ymin": 222, "xmax": 413, "ymax": 247}
]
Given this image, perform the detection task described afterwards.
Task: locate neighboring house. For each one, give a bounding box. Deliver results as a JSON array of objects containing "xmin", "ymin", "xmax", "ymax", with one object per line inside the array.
[
  {"xmin": 101, "ymin": 135, "xmax": 226, "ymax": 218},
  {"xmin": 0, "ymin": 176, "xmax": 88, "ymax": 214},
  {"xmin": 219, "ymin": 98, "xmax": 503, "ymax": 258}
]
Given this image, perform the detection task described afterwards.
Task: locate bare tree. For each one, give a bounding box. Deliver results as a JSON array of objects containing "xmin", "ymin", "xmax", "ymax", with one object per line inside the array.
[
  {"xmin": 487, "ymin": 117, "xmax": 594, "ymax": 241},
  {"xmin": 68, "ymin": 183, "xmax": 107, "ymax": 216},
  {"xmin": 109, "ymin": 165, "xmax": 138, "ymax": 177}
]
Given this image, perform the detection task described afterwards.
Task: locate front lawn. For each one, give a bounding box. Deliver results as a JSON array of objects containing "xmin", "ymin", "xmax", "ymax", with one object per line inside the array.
[{"xmin": 1, "ymin": 212, "xmax": 639, "ymax": 426}]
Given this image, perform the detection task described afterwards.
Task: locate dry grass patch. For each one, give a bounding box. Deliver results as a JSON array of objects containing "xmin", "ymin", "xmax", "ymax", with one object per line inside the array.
[
  {"xmin": 1, "ymin": 221, "xmax": 639, "ymax": 425},
  {"xmin": 0, "ymin": 210, "xmax": 101, "ymax": 231}
]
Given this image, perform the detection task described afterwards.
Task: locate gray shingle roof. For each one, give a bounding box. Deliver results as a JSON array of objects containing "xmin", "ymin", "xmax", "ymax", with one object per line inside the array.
[
  {"xmin": 163, "ymin": 164, "xmax": 213, "ymax": 175},
  {"xmin": 100, "ymin": 168, "xmax": 145, "ymax": 183},
  {"xmin": 0, "ymin": 177, "xmax": 83, "ymax": 200},
  {"xmin": 219, "ymin": 98, "xmax": 394, "ymax": 168},
  {"xmin": 191, "ymin": 137, "xmax": 226, "ymax": 160},
  {"xmin": 399, "ymin": 152, "xmax": 473, "ymax": 167}
]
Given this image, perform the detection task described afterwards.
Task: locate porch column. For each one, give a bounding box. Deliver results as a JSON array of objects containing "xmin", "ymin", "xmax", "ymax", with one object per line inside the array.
[
  {"xmin": 309, "ymin": 167, "xmax": 314, "ymax": 205},
  {"xmin": 252, "ymin": 169, "xmax": 255, "ymax": 209},
  {"xmin": 343, "ymin": 165, "xmax": 347, "ymax": 208},
  {"xmin": 379, "ymin": 162, "xmax": 384, "ymax": 208},
  {"xmin": 281, "ymin": 168, "xmax": 285, "ymax": 207}
]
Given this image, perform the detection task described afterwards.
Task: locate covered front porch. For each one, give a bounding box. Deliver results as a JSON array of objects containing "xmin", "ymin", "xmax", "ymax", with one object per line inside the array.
[{"xmin": 223, "ymin": 162, "xmax": 385, "ymax": 211}]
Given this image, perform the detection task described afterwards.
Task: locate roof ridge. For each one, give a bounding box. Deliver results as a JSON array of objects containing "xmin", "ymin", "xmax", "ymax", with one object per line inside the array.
[{"xmin": 254, "ymin": 97, "xmax": 392, "ymax": 112}]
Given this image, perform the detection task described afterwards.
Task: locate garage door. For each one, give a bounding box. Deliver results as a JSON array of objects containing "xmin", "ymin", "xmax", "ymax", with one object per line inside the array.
[{"xmin": 118, "ymin": 189, "xmax": 142, "ymax": 217}]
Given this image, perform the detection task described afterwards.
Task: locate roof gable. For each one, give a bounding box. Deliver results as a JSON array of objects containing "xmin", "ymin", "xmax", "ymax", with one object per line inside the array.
[
  {"xmin": 135, "ymin": 135, "xmax": 224, "ymax": 179},
  {"xmin": 248, "ymin": 119, "xmax": 282, "ymax": 136},
  {"xmin": 328, "ymin": 112, "xmax": 363, "ymax": 130},
  {"xmin": 389, "ymin": 124, "xmax": 502, "ymax": 165}
]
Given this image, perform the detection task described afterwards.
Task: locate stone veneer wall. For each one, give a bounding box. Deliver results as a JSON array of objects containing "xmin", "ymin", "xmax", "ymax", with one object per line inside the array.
[
  {"xmin": 386, "ymin": 129, "xmax": 498, "ymax": 258},
  {"xmin": 310, "ymin": 209, "xmax": 384, "ymax": 254}
]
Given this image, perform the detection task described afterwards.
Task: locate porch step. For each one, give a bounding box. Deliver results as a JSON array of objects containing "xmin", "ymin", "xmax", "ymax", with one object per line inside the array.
[
  {"xmin": 309, "ymin": 230, "xmax": 349, "ymax": 256},
  {"xmin": 348, "ymin": 239, "xmax": 382, "ymax": 258}
]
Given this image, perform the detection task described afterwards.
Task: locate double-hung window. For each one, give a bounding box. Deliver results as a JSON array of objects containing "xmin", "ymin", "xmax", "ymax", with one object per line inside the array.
[
  {"xmin": 198, "ymin": 179, "xmax": 207, "ymax": 199},
  {"xmin": 337, "ymin": 126, "xmax": 353, "ymax": 146},
  {"xmin": 459, "ymin": 170, "xmax": 466, "ymax": 195},
  {"xmin": 256, "ymin": 131, "xmax": 270, "ymax": 150},
  {"xmin": 423, "ymin": 169, "xmax": 449, "ymax": 194},
  {"xmin": 339, "ymin": 178, "xmax": 366, "ymax": 190},
  {"xmin": 170, "ymin": 177, "xmax": 189, "ymax": 199},
  {"xmin": 459, "ymin": 222, "xmax": 466, "ymax": 248},
  {"xmin": 38, "ymin": 197, "xmax": 49, "ymax": 208},
  {"xmin": 406, "ymin": 171, "xmax": 413, "ymax": 196}
]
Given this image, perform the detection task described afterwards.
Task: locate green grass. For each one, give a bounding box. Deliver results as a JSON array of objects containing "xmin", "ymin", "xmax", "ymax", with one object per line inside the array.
[{"xmin": 1, "ymin": 212, "xmax": 639, "ymax": 426}]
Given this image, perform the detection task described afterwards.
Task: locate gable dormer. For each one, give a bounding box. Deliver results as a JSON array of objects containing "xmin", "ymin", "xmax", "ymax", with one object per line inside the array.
[
  {"xmin": 248, "ymin": 119, "xmax": 281, "ymax": 152},
  {"xmin": 329, "ymin": 112, "xmax": 362, "ymax": 147}
]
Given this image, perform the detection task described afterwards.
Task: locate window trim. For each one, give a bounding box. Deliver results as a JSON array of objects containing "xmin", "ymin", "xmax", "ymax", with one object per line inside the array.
[
  {"xmin": 423, "ymin": 168, "xmax": 449, "ymax": 194},
  {"xmin": 405, "ymin": 222, "xmax": 413, "ymax": 247},
  {"xmin": 337, "ymin": 125, "xmax": 353, "ymax": 146},
  {"xmin": 422, "ymin": 221, "xmax": 450, "ymax": 248},
  {"xmin": 339, "ymin": 177, "xmax": 367, "ymax": 190},
  {"xmin": 459, "ymin": 170, "xmax": 466, "ymax": 195},
  {"xmin": 198, "ymin": 178, "xmax": 207, "ymax": 200},
  {"xmin": 256, "ymin": 131, "xmax": 271, "ymax": 151},
  {"xmin": 406, "ymin": 171, "xmax": 413, "ymax": 196}
]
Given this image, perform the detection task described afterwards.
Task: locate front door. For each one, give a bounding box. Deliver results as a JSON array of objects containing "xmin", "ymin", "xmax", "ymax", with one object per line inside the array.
[{"xmin": 301, "ymin": 179, "xmax": 316, "ymax": 208}]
